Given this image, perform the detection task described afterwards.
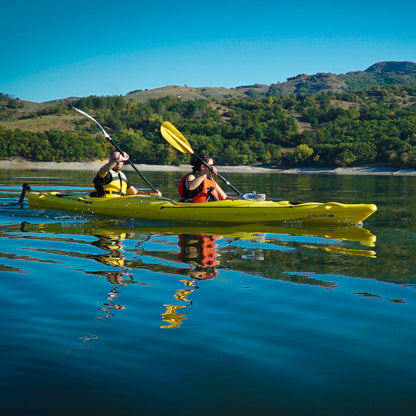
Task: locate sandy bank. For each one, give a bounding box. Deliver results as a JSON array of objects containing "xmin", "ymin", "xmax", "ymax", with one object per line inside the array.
[{"xmin": 1, "ymin": 159, "xmax": 416, "ymax": 176}]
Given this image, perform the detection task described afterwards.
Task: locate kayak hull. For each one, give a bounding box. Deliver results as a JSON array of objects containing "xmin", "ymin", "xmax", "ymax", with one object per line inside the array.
[{"xmin": 27, "ymin": 192, "xmax": 377, "ymax": 225}]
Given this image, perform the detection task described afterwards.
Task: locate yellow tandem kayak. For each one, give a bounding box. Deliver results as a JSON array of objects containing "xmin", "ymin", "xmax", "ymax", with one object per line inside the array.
[{"xmin": 27, "ymin": 191, "xmax": 377, "ymax": 225}]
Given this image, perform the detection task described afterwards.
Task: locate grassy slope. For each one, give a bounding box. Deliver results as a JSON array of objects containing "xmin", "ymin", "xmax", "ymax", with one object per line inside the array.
[
  {"xmin": 125, "ymin": 85, "xmax": 246, "ymax": 102},
  {"xmin": 0, "ymin": 114, "xmax": 80, "ymax": 133}
]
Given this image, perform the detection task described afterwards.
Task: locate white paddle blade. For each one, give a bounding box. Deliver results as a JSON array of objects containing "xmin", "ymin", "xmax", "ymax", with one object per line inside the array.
[{"xmin": 73, "ymin": 107, "xmax": 111, "ymax": 140}]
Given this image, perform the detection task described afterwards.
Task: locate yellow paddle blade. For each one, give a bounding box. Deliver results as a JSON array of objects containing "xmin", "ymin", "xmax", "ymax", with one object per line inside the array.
[{"xmin": 161, "ymin": 121, "xmax": 194, "ymax": 154}]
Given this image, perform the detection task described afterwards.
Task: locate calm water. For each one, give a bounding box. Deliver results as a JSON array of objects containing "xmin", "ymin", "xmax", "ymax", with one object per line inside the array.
[{"xmin": 1, "ymin": 169, "xmax": 416, "ymax": 415}]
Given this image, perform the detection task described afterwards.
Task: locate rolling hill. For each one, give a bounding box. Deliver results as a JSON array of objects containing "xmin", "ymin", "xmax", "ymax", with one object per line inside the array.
[
  {"xmin": 124, "ymin": 61, "xmax": 416, "ymax": 103},
  {"xmin": 2, "ymin": 61, "xmax": 416, "ymax": 106}
]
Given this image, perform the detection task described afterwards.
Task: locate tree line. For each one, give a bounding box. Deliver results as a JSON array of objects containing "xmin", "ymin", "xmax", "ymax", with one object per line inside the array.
[{"xmin": 1, "ymin": 85, "xmax": 416, "ymax": 168}]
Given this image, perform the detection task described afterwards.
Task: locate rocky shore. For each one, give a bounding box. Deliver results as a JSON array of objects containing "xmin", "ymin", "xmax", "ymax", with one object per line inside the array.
[{"xmin": 2, "ymin": 158, "xmax": 416, "ymax": 176}]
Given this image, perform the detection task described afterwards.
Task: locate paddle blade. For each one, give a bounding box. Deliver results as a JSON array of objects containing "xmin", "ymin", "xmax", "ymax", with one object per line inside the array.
[
  {"xmin": 73, "ymin": 107, "xmax": 112, "ymax": 140},
  {"xmin": 161, "ymin": 121, "xmax": 194, "ymax": 154}
]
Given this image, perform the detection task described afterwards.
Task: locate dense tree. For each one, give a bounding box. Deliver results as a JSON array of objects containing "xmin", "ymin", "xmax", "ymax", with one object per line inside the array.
[{"xmin": 1, "ymin": 86, "xmax": 416, "ymax": 168}]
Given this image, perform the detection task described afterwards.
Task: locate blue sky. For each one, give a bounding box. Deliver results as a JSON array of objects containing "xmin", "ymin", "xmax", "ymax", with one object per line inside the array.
[{"xmin": 2, "ymin": 0, "xmax": 415, "ymax": 102}]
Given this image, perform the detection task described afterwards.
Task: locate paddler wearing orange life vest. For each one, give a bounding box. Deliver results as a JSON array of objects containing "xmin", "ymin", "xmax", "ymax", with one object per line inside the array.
[
  {"xmin": 178, "ymin": 155, "xmax": 233, "ymax": 203},
  {"xmin": 92, "ymin": 151, "xmax": 162, "ymax": 197}
]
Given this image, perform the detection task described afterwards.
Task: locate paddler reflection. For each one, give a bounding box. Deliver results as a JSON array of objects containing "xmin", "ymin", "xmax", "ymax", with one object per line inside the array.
[
  {"xmin": 176, "ymin": 234, "xmax": 221, "ymax": 280},
  {"xmin": 93, "ymin": 232, "xmax": 132, "ymax": 268},
  {"xmin": 92, "ymin": 232, "xmax": 134, "ymax": 313},
  {"xmin": 161, "ymin": 233, "xmax": 221, "ymax": 329}
]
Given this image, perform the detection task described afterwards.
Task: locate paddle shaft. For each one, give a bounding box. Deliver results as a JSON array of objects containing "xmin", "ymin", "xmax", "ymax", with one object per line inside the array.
[
  {"xmin": 73, "ymin": 108, "xmax": 157, "ymax": 192},
  {"xmin": 105, "ymin": 136, "xmax": 158, "ymax": 192}
]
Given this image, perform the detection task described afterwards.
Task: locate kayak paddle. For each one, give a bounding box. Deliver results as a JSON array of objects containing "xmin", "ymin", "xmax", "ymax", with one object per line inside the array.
[
  {"xmin": 160, "ymin": 121, "xmax": 244, "ymax": 197},
  {"xmin": 73, "ymin": 107, "xmax": 158, "ymax": 193}
]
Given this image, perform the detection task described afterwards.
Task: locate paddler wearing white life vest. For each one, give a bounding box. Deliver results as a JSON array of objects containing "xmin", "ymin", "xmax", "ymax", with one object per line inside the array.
[
  {"xmin": 178, "ymin": 155, "xmax": 233, "ymax": 203},
  {"xmin": 92, "ymin": 151, "xmax": 162, "ymax": 197}
]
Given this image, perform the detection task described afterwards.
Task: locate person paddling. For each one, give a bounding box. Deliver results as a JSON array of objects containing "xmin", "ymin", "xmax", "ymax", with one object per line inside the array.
[
  {"xmin": 92, "ymin": 151, "xmax": 162, "ymax": 197},
  {"xmin": 178, "ymin": 155, "xmax": 232, "ymax": 202}
]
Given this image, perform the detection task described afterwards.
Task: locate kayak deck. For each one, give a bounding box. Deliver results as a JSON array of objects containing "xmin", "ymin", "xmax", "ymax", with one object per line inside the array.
[{"xmin": 27, "ymin": 192, "xmax": 377, "ymax": 225}]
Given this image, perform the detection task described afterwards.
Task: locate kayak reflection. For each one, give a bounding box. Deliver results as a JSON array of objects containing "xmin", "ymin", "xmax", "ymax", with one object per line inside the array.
[{"xmin": 17, "ymin": 220, "xmax": 378, "ymax": 328}]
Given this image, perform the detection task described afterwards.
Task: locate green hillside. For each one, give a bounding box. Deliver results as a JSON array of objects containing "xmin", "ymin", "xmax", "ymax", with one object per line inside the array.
[{"xmin": 1, "ymin": 62, "xmax": 416, "ymax": 169}]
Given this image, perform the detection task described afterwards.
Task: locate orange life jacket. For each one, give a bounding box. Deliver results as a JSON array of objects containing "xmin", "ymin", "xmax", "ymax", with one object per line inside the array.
[{"xmin": 178, "ymin": 174, "xmax": 219, "ymax": 203}]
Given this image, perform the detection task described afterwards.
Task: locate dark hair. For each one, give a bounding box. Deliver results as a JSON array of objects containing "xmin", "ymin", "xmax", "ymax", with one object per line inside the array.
[{"xmin": 191, "ymin": 154, "xmax": 212, "ymax": 172}]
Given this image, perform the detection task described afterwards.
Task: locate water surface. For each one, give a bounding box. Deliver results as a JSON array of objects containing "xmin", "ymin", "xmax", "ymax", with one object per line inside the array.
[{"xmin": 1, "ymin": 169, "xmax": 416, "ymax": 415}]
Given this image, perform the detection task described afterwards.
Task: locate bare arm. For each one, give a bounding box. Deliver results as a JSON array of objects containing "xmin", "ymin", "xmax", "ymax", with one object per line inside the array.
[
  {"xmin": 98, "ymin": 160, "xmax": 118, "ymax": 178},
  {"xmin": 98, "ymin": 152, "xmax": 130, "ymax": 178},
  {"xmin": 186, "ymin": 165, "xmax": 219, "ymax": 191},
  {"xmin": 185, "ymin": 173, "xmax": 206, "ymax": 191},
  {"xmin": 215, "ymin": 183, "xmax": 229, "ymax": 200},
  {"xmin": 127, "ymin": 185, "xmax": 162, "ymax": 197}
]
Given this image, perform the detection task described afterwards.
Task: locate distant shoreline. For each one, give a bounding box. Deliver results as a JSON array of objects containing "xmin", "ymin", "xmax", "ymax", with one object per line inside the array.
[{"xmin": 1, "ymin": 159, "xmax": 416, "ymax": 176}]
